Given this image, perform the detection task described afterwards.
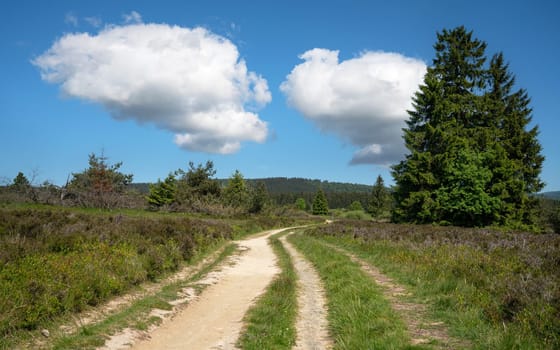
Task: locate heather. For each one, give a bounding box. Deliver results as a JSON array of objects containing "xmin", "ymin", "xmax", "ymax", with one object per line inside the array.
[
  {"xmin": 307, "ymin": 220, "xmax": 560, "ymax": 348},
  {"xmin": 0, "ymin": 205, "xmax": 298, "ymax": 337}
]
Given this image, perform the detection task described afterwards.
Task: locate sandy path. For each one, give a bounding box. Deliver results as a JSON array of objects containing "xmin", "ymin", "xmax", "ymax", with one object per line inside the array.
[
  {"xmin": 281, "ymin": 234, "xmax": 332, "ymax": 350},
  {"xmin": 129, "ymin": 229, "xmax": 284, "ymax": 350}
]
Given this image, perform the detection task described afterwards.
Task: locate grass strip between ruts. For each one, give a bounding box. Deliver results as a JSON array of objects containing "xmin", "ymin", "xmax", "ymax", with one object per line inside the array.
[
  {"xmin": 237, "ymin": 230, "xmax": 297, "ymax": 349},
  {"xmin": 288, "ymin": 232, "xmax": 431, "ymax": 350},
  {"xmin": 313, "ymin": 231, "xmax": 555, "ymax": 350}
]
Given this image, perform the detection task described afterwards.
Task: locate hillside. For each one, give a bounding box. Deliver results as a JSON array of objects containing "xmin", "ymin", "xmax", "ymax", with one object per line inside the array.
[
  {"xmin": 239, "ymin": 177, "xmax": 372, "ymax": 194},
  {"xmin": 539, "ymin": 191, "xmax": 560, "ymax": 200},
  {"xmin": 129, "ymin": 177, "xmax": 374, "ymax": 209},
  {"xmin": 131, "ymin": 177, "xmax": 372, "ymax": 195}
]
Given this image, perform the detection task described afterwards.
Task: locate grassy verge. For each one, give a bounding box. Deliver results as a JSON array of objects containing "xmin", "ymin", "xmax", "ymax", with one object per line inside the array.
[
  {"xmin": 50, "ymin": 243, "xmax": 239, "ymax": 349},
  {"xmin": 308, "ymin": 221, "xmax": 560, "ymax": 349},
  {"xmin": 237, "ymin": 230, "xmax": 297, "ymax": 349},
  {"xmin": 0, "ymin": 206, "xmax": 235, "ymax": 341},
  {"xmin": 288, "ymin": 233, "xmax": 421, "ymax": 350},
  {"xmin": 0, "ymin": 242, "xmax": 237, "ymax": 350}
]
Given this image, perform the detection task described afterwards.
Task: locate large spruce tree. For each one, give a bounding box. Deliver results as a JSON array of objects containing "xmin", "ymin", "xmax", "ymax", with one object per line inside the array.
[
  {"xmin": 486, "ymin": 53, "xmax": 544, "ymax": 226},
  {"xmin": 392, "ymin": 26, "xmax": 544, "ymax": 228}
]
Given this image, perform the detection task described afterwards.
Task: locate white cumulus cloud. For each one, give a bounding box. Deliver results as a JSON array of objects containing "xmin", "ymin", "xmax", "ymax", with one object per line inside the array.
[
  {"xmin": 280, "ymin": 48, "xmax": 426, "ymax": 165},
  {"xmin": 33, "ymin": 20, "xmax": 271, "ymax": 154}
]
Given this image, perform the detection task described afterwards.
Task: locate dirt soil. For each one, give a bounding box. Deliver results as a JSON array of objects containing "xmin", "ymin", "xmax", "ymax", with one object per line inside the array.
[
  {"xmin": 126, "ymin": 228, "xmax": 285, "ymax": 350},
  {"xmin": 281, "ymin": 234, "xmax": 332, "ymax": 350}
]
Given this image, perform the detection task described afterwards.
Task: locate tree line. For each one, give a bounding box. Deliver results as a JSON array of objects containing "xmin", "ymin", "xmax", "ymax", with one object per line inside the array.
[
  {"xmin": 1, "ymin": 26, "xmax": 557, "ymax": 232},
  {"xmin": 2, "ymin": 153, "xmax": 393, "ymax": 218},
  {"xmin": 2, "ymin": 149, "xmax": 558, "ymax": 231}
]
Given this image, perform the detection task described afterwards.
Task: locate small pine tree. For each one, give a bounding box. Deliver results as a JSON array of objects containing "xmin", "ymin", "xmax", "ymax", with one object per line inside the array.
[
  {"xmin": 312, "ymin": 188, "xmax": 329, "ymax": 215},
  {"xmin": 223, "ymin": 170, "xmax": 249, "ymax": 208},
  {"xmin": 147, "ymin": 173, "xmax": 177, "ymax": 208},
  {"xmin": 68, "ymin": 153, "xmax": 133, "ymax": 208},
  {"xmin": 249, "ymin": 181, "xmax": 269, "ymax": 213},
  {"xmin": 11, "ymin": 172, "xmax": 31, "ymax": 193},
  {"xmin": 174, "ymin": 161, "xmax": 221, "ymax": 208},
  {"xmin": 369, "ymin": 175, "xmax": 388, "ymax": 217}
]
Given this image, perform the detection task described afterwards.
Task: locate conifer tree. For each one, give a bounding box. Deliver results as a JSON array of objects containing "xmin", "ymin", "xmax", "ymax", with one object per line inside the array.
[
  {"xmin": 392, "ymin": 26, "xmax": 544, "ymax": 228},
  {"xmin": 174, "ymin": 161, "xmax": 221, "ymax": 207},
  {"xmin": 249, "ymin": 181, "xmax": 269, "ymax": 213},
  {"xmin": 369, "ymin": 175, "xmax": 388, "ymax": 217},
  {"xmin": 312, "ymin": 188, "xmax": 329, "ymax": 215},
  {"xmin": 486, "ymin": 53, "xmax": 544, "ymax": 226},
  {"xmin": 223, "ymin": 170, "xmax": 249, "ymax": 208},
  {"xmin": 68, "ymin": 153, "xmax": 133, "ymax": 208},
  {"xmin": 11, "ymin": 172, "xmax": 31, "ymax": 193},
  {"xmin": 147, "ymin": 173, "xmax": 177, "ymax": 208}
]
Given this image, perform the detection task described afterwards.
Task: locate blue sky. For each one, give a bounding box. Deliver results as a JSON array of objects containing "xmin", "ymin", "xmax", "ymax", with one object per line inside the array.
[{"xmin": 1, "ymin": 0, "xmax": 559, "ymax": 191}]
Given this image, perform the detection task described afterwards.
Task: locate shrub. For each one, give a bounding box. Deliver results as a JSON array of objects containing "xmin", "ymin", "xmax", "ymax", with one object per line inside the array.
[{"xmin": 0, "ymin": 242, "xmax": 145, "ymax": 332}]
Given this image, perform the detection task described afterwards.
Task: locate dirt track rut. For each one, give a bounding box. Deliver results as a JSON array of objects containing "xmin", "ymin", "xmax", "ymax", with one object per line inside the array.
[
  {"xmin": 127, "ymin": 229, "xmax": 283, "ymax": 350},
  {"xmin": 281, "ymin": 234, "xmax": 332, "ymax": 350}
]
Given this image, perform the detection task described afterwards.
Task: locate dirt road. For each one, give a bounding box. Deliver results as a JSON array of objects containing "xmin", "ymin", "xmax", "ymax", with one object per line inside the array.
[
  {"xmin": 130, "ymin": 229, "xmax": 284, "ymax": 350},
  {"xmin": 281, "ymin": 234, "xmax": 332, "ymax": 350}
]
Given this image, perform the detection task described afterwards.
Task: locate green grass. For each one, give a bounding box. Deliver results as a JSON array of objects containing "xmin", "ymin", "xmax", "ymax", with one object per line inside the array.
[
  {"xmin": 328, "ymin": 237, "xmax": 545, "ymax": 349},
  {"xmin": 50, "ymin": 242, "xmax": 238, "ymax": 349},
  {"xmin": 288, "ymin": 233, "xmax": 424, "ymax": 350},
  {"xmin": 0, "ymin": 208, "xmax": 231, "ymax": 339},
  {"xmin": 237, "ymin": 230, "xmax": 297, "ymax": 349},
  {"xmin": 0, "ymin": 204, "xmax": 312, "ymax": 344},
  {"xmin": 0, "ymin": 243, "xmax": 237, "ymax": 350},
  {"xmin": 308, "ymin": 221, "xmax": 560, "ymax": 349}
]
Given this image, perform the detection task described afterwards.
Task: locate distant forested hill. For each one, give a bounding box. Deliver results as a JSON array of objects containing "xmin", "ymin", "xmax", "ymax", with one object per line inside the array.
[
  {"xmin": 132, "ymin": 177, "xmax": 372, "ymax": 194},
  {"xmin": 242, "ymin": 178, "xmax": 373, "ymax": 209},
  {"xmin": 129, "ymin": 183, "xmax": 150, "ymax": 194},
  {"xmin": 240, "ymin": 177, "xmax": 372, "ymax": 194},
  {"xmin": 130, "ymin": 177, "xmax": 375, "ymax": 209},
  {"xmin": 538, "ymin": 191, "xmax": 560, "ymax": 200}
]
